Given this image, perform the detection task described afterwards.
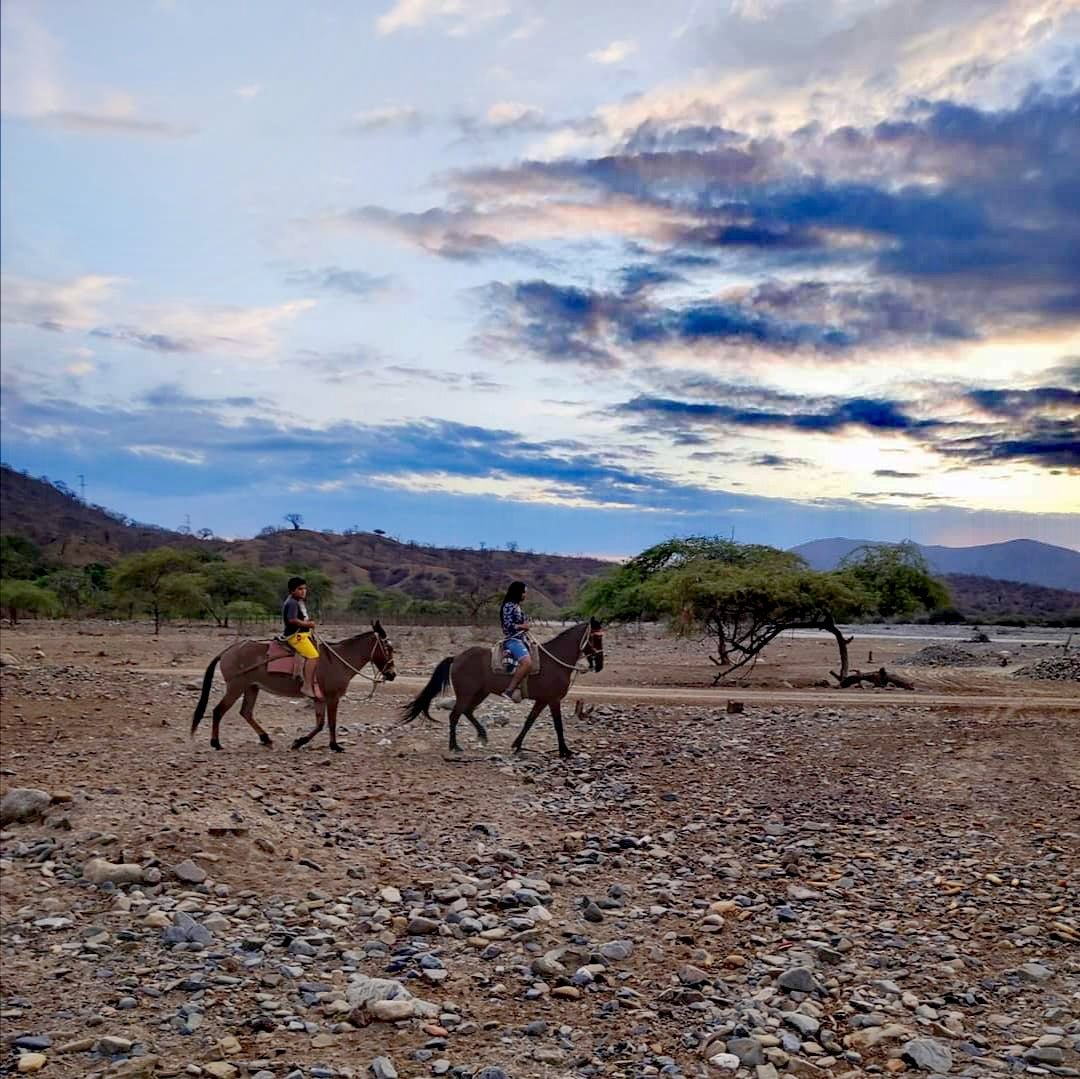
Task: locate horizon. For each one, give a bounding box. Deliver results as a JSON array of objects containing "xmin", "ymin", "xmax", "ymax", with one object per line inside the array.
[{"xmin": 2, "ymin": 2, "xmax": 1078, "ymax": 554}]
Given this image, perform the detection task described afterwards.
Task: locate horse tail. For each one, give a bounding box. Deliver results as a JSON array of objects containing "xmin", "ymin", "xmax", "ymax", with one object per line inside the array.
[
  {"xmin": 401, "ymin": 656, "xmax": 453, "ymax": 722},
  {"xmin": 191, "ymin": 655, "xmax": 221, "ymax": 735}
]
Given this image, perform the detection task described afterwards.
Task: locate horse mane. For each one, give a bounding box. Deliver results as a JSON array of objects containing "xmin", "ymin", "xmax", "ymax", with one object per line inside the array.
[{"xmin": 543, "ymin": 621, "xmax": 589, "ymax": 647}]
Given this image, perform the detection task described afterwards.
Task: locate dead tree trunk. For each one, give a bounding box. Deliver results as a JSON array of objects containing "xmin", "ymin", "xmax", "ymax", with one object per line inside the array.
[{"xmin": 830, "ymin": 666, "xmax": 915, "ymax": 690}]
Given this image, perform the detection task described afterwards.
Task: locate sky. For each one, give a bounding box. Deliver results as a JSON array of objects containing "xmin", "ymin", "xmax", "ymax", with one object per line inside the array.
[{"xmin": 1, "ymin": 0, "xmax": 1078, "ymax": 558}]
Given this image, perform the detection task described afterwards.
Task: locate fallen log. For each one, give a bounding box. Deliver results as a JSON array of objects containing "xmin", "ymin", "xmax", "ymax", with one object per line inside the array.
[{"xmin": 830, "ymin": 666, "xmax": 915, "ymax": 690}]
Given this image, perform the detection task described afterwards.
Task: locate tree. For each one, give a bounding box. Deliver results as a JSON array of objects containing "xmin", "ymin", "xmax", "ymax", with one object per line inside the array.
[
  {"xmin": 0, "ymin": 535, "xmax": 48, "ymax": 580},
  {"xmin": 110, "ymin": 547, "xmax": 201, "ymax": 634},
  {"xmin": 197, "ymin": 528, "xmax": 215, "ymax": 540},
  {"xmin": 200, "ymin": 563, "xmax": 281, "ymax": 626},
  {"xmin": 284, "ymin": 513, "xmax": 304, "ymax": 531},
  {"xmin": 0, "ymin": 580, "xmax": 59, "ymax": 624},
  {"xmin": 578, "ymin": 535, "xmax": 945, "ymax": 683},
  {"xmin": 836, "ymin": 542, "xmax": 950, "ymax": 619},
  {"xmin": 505, "ymin": 540, "xmax": 519, "ymax": 553}
]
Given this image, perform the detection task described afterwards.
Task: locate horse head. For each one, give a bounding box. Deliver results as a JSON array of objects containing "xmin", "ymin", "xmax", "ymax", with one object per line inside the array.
[
  {"xmin": 583, "ymin": 617, "xmax": 604, "ymax": 672},
  {"xmin": 371, "ymin": 619, "xmax": 397, "ymax": 680}
]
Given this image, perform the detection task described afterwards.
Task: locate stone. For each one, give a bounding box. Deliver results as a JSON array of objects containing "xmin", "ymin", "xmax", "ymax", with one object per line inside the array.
[
  {"xmin": 902, "ymin": 1037, "xmax": 953, "ymax": 1073},
  {"xmin": 369, "ymin": 1056, "xmax": 398, "ymax": 1079},
  {"xmin": 777, "ymin": 967, "xmax": 819, "ymax": 994},
  {"xmin": 728, "ymin": 1037, "xmax": 764, "ymax": 1066},
  {"xmin": 104, "ymin": 1059, "xmax": 160, "ymax": 1079},
  {"xmin": 784, "ymin": 1013, "xmax": 821, "ymax": 1037},
  {"xmin": 172, "ymin": 859, "xmax": 207, "ymax": 884},
  {"xmin": 407, "ymin": 915, "xmax": 440, "ymax": 935},
  {"xmin": 1, "ymin": 789, "xmax": 51, "ymax": 825},
  {"xmin": 600, "ymin": 939, "xmax": 634, "ymax": 961},
  {"xmin": 677, "ymin": 963, "xmax": 711, "ymax": 986},
  {"xmin": 369, "ymin": 999, "xmax": 414, "ymax": 1021},
  {"xmin": 0, "ymin": 652, "xmax": 18, "ymax": 667},
  {"xmin": 83, "ymin": 857, "xmax": 144, "ymax": 886},
  {"xmin": 16, "ymin": 1055, "xmax": 47, "ymax": 1074},
  {"xmin": 708, "ymin": 1054, "xmax": 741, "ymax": 1073},
  {"xmin": 1018, "ymin": 962, "xmax": 1053, "ymax": 982},
  {"xmin": 202, "ymin": 1065, "xmax": 238, "ymax": 1079}
]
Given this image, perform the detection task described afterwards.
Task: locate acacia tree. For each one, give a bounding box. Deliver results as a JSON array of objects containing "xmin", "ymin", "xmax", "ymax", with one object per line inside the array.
[
  {"xmin": 0, "ymin": 580, "xmax": 60, "ymax": 624},
  {"xmin": 579, "ymin": 536, "xmax": 947, "ymax": 683},
  {"xmin": 111, "ymin": 547, "xmax": 201, "ymax": 634},
  {"xmin": 284, "ymin": 513, "xmax": 304, "ymax": 531}
]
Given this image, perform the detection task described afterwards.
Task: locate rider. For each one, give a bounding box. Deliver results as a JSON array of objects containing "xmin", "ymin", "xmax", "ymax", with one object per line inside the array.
[
  {"xmin": 282, "ymin": 576, "xmax": 319, "ymax": 699},
  {"xmin": 500, "ymin": 580, "xmax": 532, "ymax": 703}
]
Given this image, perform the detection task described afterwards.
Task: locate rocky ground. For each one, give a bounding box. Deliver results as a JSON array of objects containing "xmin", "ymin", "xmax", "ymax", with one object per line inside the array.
[{"xmin": 1, "ymin": 620, "xmax": 1077, "ymax": 1079}]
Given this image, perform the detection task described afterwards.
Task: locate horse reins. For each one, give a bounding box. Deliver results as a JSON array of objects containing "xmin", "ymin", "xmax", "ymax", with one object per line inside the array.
[
  {"xmin": 314, "ymin": 632, "xmax": 393, "ymax": 699},
  {"xmin": 536, "ymin": 624, "xmax": 602, "ymax": 679}
]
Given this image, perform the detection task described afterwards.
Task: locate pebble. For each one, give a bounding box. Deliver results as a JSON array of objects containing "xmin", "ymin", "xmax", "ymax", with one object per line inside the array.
[{"xmin": 16, "ymin": 1054, "xmax": 47, "ymax": 1074}]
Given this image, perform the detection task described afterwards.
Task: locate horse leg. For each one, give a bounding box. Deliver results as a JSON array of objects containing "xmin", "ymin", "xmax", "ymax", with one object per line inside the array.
[
  {"xmin": 550, "ymin": 699, "xmax": 573, "ymax": 759},
  {"xmin": 239, "ymin": 686, "xmax": 272, "ymax": 747},
  {"xmin": 448, "ymin": 703, "xmax": 464, "ymax": 753},
  {"xmin": 511, "ymin": 700, "xmax": 546, "ymax": 755},
  {"xmin": 292, "ymin": 702, "xmax": 326, "ymax": 750},
  {"xmin": 327, "ymin": 697, "xmax": 344, "ymax": 753},
  {"xmin": 464, "ymin": 692, "xmax": 488, "ymax": 745},
  {"xmin": 210, "ymin": 685, "xmax": 244, "ymax": 750}
]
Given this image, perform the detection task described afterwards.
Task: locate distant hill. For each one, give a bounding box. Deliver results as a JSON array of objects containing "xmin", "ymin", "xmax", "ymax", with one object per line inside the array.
[
  {"xmin": 941, "ymin": 574, "xmax": 1080, "ymax": 624},
  {"xmin": 791, "ymin": 536, "xmax": 1080, "ymax": 591},
  {"xmin": 0, "ymin": 465, "xmax": 607, "ymax": 611}
]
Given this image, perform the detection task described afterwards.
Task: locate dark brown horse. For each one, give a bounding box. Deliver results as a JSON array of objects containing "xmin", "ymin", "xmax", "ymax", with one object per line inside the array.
[
  {"xmin": 192, "ymin": 623, "xmax": 396, "ymax": 752},
  {"xmin": 402, "ymin": 619, "xmax": 603, "ymax": 758}
]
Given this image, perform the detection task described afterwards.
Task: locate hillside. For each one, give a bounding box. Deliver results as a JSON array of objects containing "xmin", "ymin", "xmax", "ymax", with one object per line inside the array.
[
  {"xmin": 940, "ymin": 574, "xmax": 1080, "ymax": 624},
  {"xmin": 792, "ymin": 536, "xmax": 1080, "ymax": 591},
  {"xmin": 0, "ymin": 465, "xmax": 607, "ymax": 611}
]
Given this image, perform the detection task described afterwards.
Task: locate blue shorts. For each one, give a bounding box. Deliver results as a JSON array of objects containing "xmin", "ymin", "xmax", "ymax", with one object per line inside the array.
[{"xmin": 504, "ymin": 638, "xmax": 529, "ymax": 660}]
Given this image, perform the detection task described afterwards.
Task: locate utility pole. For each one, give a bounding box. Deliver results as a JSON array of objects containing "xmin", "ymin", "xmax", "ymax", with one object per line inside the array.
[{"xmin": 78, "ymin": 474, "xmax": 86, "ymax": 503}]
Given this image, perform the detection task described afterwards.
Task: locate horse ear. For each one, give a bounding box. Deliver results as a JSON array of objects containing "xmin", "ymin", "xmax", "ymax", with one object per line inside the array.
[
  {"xmin": 591, "ymin": 617, "xmax": 602, "ymax": 629},
  {"xmin": 373, "ymin": 619, "xmax": 385, "ymax": 637}
]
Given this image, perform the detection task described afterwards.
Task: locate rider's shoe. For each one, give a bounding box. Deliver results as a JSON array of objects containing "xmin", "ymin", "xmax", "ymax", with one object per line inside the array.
[{"xmin": 501, "ymin": 689, "xmax": 522, "ymax": 703}]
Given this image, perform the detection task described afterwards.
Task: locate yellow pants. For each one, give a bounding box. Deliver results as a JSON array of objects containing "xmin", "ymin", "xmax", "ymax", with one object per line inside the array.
[{"xmin": 285, "ymin": 631, "xmax": 319, "ymax": 659}]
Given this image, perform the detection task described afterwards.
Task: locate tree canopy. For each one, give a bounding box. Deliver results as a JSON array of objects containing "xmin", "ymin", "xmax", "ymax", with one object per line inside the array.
[{"xmin": 579, "ymin": 535, "xmax": 949, "ymax": 681}]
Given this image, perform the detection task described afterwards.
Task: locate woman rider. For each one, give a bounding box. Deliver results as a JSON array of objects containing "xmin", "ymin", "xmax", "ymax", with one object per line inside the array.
[{"xmin": 500, "ymin": 580, "xmax": 531, "ymax": 702}]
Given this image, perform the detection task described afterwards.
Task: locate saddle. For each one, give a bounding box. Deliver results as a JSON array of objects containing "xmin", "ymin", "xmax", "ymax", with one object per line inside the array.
[
  {"xmin": 266, "ymin": 639, "xmax": 324, "ymax": 701},
  {"xmin": 491, "ymin": 638, "xmax": 540, "ymax": 675}
]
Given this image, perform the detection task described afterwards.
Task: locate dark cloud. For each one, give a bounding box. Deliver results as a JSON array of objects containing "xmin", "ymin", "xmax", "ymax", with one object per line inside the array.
[
  {"xmin": 615, "ymin": 393, "xmax": 937, "ymax": 434},
  {"xmin": 752, "ymin": 453, "xmax": 811, "ymax": 469},
  {"xmin": 874, "ymin": 468, "xmax": 921, "ymax": 478},
  {"xmin": 966, "ymin": 386, "xmax": 1080, "ymax": 416}
]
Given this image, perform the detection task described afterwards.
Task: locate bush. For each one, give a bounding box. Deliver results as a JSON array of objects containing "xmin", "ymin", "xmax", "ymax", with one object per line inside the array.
[{"xmin": 928, "ymin": 606, "xmax": 967, "ymax": 624}]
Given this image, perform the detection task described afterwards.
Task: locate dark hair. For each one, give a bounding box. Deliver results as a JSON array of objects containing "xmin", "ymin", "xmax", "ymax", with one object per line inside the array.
[
  {"xmin": 287, "ymin": 576, "xmax": 307, "ymax": 592},
  {"xmin": 503, "ymin": 580, "xmax": 526, "ymax": 603}
]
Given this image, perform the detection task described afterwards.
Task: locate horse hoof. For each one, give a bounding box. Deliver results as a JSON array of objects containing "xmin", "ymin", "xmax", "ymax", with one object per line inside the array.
[
  {"xmin": 259, "ymin": 736, "xmax": 273, "ymax": 747},
  {"xmin": 559, "ymin": 750, "xmax": 574, "ymax": 759},
  {"xmin": 290, "ymin": 739, "xmax": 304, "ymax": 750},
  {"xmin": 478, "ymin": 734, "xmax": 489, "ymax": 745},
  {"xmin": 330, "ymin": 743, "xmax": 345, "ymax": 753},
  {"xmin": 211, "ymin": 739, "xmax": 222, "ymax": 751}
]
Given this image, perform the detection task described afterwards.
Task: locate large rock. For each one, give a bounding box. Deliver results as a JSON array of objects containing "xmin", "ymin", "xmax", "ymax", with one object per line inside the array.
[
  {"xmin": 1, "ymin": 788, "xmax": 51, "ymax": 825},
  {"xmin": 347, "ymin": 973, "xmax": 438, "ymax": 1020},
  {"xmin": 0, "ymin": 652, "xmax": 19, "ymax": 667},
  {"xmin": 83, "ymin": 858, "xmax": 145, "ymax": 886},
  {"xmin": 902, "ymin": 1037, "xmax": 953, "ymax": 1073}
]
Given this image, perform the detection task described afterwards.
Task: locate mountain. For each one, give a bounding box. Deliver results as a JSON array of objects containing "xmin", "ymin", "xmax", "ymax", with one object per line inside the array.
[{"xmin": 791, "ymin": 537, "xmax": 1080, "ymax": 592}]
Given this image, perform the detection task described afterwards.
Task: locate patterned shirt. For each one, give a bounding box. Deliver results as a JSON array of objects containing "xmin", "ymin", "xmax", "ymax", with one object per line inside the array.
[{"xmin": 501, "ymin": 601, "xmax": 527, "ymax": 639}]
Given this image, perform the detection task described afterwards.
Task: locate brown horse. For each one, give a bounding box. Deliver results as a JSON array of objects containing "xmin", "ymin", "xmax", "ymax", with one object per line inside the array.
[
  {"xmin": 402, "ymin": 619, "xmax": 603, "ymax": 758},
  {"xmin": 191, "ymin": 623, "xmax": 396, "ymax": 752}
]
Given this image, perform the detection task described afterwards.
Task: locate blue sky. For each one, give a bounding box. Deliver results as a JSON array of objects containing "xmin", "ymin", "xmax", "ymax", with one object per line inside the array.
[{"xmin": 2, "ymin": 0, "xmax": 1078, "ymax": 557}]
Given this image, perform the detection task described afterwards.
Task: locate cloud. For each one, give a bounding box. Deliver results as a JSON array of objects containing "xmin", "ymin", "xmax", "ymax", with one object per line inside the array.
[
  {"xmin": 375, "ymin": 0, "xmax": 510, "ymax": 36},
  {"xmin": 40, "ymin": 109, "xmax": 194, "ymax": 136},
  {"xmin": 588, "ymin": 39, "xmax": 638, "ymax": 65},
  {"xmin": 89, "ymin": 299, "xmax": 317, "ymax": 359},
  {"xmin": 235, "ymin": 84, "xmax": 262, "ymax": 99},
  {"xmin": 0, "ymin": 273, "xmax": 123, "ymax": 332},
  {"xmin": 0, "ymin": 9, "xmax": 193, "ymax": 137},
  {"xmin": 285, "ymin": 266, "xmax": 396, "ymax": 299},
  {"xmin": 344, "ymin": 104, "xmax": 426, "ymax": 133},
  {"xmin": 874, "ymin": 468, "xmax": 921, "ymax": 478},
  {"xmin": 2, "ymin": 274, "xmax": 316, "ymax": 360}
]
